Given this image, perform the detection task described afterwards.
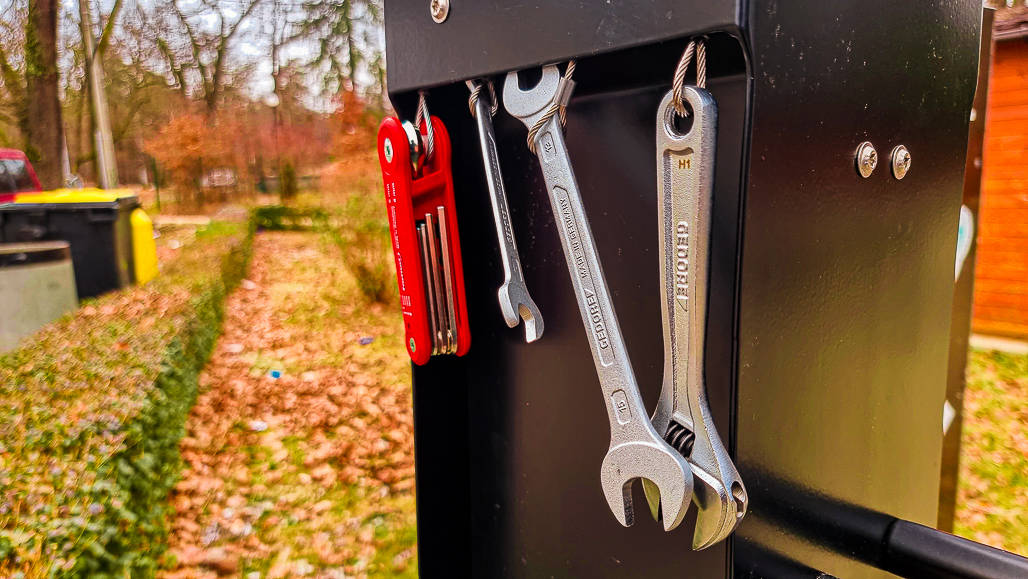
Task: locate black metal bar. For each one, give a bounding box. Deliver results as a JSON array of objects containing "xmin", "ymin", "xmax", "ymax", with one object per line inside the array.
[
  {"xmin": 883, "ymin": 520, "xmax": 1028, "ymax": 579},
  {"xmin": 384, "ymin": 2, "xmax": 741, "ymax": 94}
]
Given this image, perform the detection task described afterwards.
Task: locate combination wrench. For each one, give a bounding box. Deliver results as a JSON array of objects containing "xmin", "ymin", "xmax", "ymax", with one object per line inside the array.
[
  {"xmin": 503, "ymin": 66, "xmax": 694, "ymax": 531},
  {"xmin": 467, "ymin": 79, "xmax": 544, "ymax": 342},
  {"xmin": 643, "ymin": 87, "xmax": 749, "ymax": 549}
]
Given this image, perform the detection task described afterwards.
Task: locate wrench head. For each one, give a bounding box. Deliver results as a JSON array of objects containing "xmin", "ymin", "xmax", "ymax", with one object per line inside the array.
[
  {"xmin": 601, "ymin": 441, "xmax": 693, "ymax": 532},
  {"xmin": 502, "ymin": 65, "xmax": 562, "ymax": 129},
  {"xmin": 689, "ymin": 467, "xmax": 746, "ymax": 550},
  {"xmin": 643, "ymin": 463, "xmax": 745, "ymax": 549},
  {"xmin": 497, "ymin": 282, "xmax": 545, "ymax": 343},
  {"xmin": 641, "ymin": 430, "xmax": 749, "ymax": 548}
]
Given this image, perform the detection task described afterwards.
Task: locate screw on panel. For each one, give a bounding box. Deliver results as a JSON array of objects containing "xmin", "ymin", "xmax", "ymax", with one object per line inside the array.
[
  {"xmin": 855, "ymin": 141, "xmax": 877, "ymax": 178},
  {"xmin": 430, "ymin": 0, "xmax": 449, "ymax": 23},
  {"xmin": 891, "ymin": 145, "xmax": 911, "ymax": 180}
]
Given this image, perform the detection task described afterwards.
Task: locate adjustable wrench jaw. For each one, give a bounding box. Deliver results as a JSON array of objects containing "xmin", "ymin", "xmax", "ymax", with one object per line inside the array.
[
  {"xmin": 504, "ymin": 66, "xmax": 694, "ymax": 533},
  {"xmin": 644, "ymin": 87, "xmax": 749, "ymax": 549}
]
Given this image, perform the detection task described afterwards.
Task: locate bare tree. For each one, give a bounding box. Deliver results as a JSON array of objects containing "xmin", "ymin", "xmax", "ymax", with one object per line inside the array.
[
  {"xmin": 80, "ymin": 0, "xmax": 124, "ymax": 187},
  {"xmin": 0, "ymin": 1, "xmax": 27, "ymax": 146},
  {"xmin": 24, "ymin": 0, "xmax": 63, "ymax": 188},
  {"xmin": 296, "ymin": 0, "xmax": 384, "ymax": 99},
  {"xmin": 139, "ymin": 0, "xmax": 263, "ymax": 115}
]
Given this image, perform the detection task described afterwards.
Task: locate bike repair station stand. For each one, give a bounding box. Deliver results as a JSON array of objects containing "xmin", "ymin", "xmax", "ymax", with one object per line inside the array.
[{"xmin": 379, "ymin": 1, "xmax": 1028, "ymax": 577}]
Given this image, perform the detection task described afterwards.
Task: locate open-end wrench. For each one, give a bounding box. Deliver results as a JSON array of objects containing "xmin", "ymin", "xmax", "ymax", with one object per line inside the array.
[
  {"xmin": 467, "ymin": 79, "xmax": 544, "ymax": 343},
  {"xmin": 643, "ymin": 87, "xmax": 748, "ymax": 549},
  {"xmin": 503, "ymin": 66, "xmax": 693, "ymax": 531}
]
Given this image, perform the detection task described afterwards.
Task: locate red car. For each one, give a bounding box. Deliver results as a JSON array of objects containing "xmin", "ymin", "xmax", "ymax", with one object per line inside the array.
[{"xmin": 0, "ymin": 148, "xmax": 43, "ymax": 203}]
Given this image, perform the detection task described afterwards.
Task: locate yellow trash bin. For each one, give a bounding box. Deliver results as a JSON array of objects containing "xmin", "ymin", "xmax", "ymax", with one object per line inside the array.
[
  {"xmin": 7, "ymin": 188, "xmax": 158, "ymax": 293},
  {"xmin": 130, "ymin": 208, "xmax": 158, "ymax": 285}
]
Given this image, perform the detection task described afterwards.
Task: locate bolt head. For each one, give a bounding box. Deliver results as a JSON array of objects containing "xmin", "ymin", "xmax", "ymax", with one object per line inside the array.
[
  {"xmin": 856, "ymin": 141, "xmax": 877, "ymax": 178},
  {"xmin": 891, "ymin": 145, "xmax": 911, "ymax": 180},
  {"xmin": 430, "ymin": 0, "xmax": 449, "ymax": 23},
  {"xmin": 401, "ymin": 121, "xmax": 423, "ymax": 172}
]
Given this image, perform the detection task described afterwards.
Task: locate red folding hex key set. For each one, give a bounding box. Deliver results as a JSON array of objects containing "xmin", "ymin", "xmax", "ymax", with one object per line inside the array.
[{"xmin": 377, "ymin": 114, "xmax": 471, "ymax": 365}]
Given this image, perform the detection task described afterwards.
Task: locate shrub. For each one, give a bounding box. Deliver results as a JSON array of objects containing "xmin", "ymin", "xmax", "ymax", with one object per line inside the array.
[
  {"xmin": 328, "ymin": 193, "xmax": 395, "ymax": 305},
  {"xmin": 0, "ymin": 221, "xmax": 253, "ymax": 577},
  {"xmin": 252, "ymin": 204, "xmax": 329, "ymax": 231},
  {"xmin": 280, "ymin": 161, "xmax": 298, "ymax": 201}
]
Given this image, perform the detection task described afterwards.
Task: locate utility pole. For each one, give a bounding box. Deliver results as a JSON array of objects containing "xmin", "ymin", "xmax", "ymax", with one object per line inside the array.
[{"xmin": 79, "ymin": 0, "xmax": 118, "ymax": 189}]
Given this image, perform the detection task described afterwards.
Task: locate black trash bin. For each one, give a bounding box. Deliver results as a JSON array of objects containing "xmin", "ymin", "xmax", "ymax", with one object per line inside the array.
[{"xmin": 0, "ymin": 191, "xmax": 138, "ymax": 299}]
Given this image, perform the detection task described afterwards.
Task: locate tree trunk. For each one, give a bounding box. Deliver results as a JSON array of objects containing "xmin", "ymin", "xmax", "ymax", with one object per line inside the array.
[
  {"xmin": 79, "ymin": 0, "xmax": 99, "ymax": 181},
  {"xmin": 24, "ymin": 0, "xmax": 64, "ymax": 189}
]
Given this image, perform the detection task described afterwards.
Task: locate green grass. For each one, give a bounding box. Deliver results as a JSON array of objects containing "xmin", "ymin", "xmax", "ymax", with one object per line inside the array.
[{"xmin": 955, "ymin": 347, "xmax": 1028, "ymax": 555}]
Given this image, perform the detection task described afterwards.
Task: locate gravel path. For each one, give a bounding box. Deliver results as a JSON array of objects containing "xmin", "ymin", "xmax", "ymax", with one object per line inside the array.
[{"xmin": 161, "ymin": 231, "xmax": 416, "ymax": 578}]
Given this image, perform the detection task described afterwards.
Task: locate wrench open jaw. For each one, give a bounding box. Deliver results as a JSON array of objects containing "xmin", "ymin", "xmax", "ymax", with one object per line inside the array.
[
  {"xmin": 643, "ymin": 87, "xmax": 748, "ymax": 550},
  {"xmin": 498, "ymin": 283, "xmax": 544, "ymax": 342},
  {"xmin": 602, "ymin": 440, "xmax": 694, "ymax": 531},
  {"xmin": 504, "ymin": 66, "xmax": 694, "ymax": 532}
]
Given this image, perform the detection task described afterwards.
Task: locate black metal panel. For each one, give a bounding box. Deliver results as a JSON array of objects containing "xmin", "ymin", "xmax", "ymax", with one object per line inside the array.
[
  {"xmin": 386, "ymin": 0, "xmax": 994, "ymax": 576},
  {"xmin": 404, "ymin": 36, "xmax": 749, "ymax": 577},
  {"xmin": 384, "ymin": 0, "xmax": 741, "ymax": 93},
  {"xmin": 735, "ymin": 0, "xmax": 982, "ymax": 577}
]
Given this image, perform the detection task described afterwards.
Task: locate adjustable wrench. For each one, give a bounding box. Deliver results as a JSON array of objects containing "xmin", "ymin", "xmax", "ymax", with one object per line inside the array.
[
  {"xmin": 503, "ymin": 66, "xmax": 694, "ymax": 531},
  {"xmin": 643, "ymin": 87, "xmax": 748, "ymax": 549},
  {"xmin": 467, "ymin": 79, "xmax": 544, "ymax": 342}
]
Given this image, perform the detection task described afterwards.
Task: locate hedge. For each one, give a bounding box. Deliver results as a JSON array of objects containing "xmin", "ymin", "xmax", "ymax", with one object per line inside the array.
[
  {"xmin": 0, "ymin": 220, "xmax": 253, "ymax": 577},
  {"xmin": 252, "ymin": 204, "xmax": 329, "ymax": 231}
]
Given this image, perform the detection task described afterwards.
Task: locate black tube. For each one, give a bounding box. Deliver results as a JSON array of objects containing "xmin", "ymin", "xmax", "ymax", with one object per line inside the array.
[{"xmin": 883, "ymin": 520, "xmax": 1028, "ymax": 579}]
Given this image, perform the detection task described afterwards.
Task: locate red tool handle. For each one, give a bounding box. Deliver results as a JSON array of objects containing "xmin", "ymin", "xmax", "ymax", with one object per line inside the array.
[{"xmin": 377, "ymin": 115, "xmax": 471, "ymax": 364}]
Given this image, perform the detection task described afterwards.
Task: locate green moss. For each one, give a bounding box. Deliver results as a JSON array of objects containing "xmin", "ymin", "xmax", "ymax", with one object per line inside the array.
[{"xmin": 0, "ymin": 221, "xmax": 253, "ymax": 577}]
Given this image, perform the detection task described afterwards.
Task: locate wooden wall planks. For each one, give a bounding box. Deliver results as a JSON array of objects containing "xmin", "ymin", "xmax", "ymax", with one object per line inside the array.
[{"xmin": 975, "ymin": 39, "xmax": 1028, "ymax": 338}]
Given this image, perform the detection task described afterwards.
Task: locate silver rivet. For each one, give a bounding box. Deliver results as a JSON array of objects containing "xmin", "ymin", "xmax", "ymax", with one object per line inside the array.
[
  {"xmin": 855, "ymin": 141, "xmax": 877, "ymax": 178},
  {"xmin": 430, "ymin": 0, "xmax": 449, "ymax": 23},
  {"xmin": 890, "ymin": 145, "xmax": 911, "ymax": 180}
]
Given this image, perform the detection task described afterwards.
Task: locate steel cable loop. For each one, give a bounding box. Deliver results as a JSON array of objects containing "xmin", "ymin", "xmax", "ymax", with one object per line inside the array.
[
  {"xmin": 415, "ymin": 90, "xmax": 435, "ymax": 160},
  {"xmin": 527, "ymin": 59, "xmax": 577, "ymax": 154},
  {"xmin": 671, "ymin": 41, "xmax": 696, "ymax": 117},
  {"xmin": 557, "ymin": 59, "xmax": 576, "ymax": 127},
  {"xmin": 467, "ymin": 79, "xmax": 499, "ymax": 119},
  {"xmin": 671, "ymin": 37, "xmax": 707, "ymax": 118},
  {"xmin": 697, "ymin": 38, "xmax": 707, "ymax": 89}
]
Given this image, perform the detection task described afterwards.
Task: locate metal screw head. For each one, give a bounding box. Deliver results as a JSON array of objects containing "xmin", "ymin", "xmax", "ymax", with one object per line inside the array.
[
  {"xmin": 855, "ymin": 141, "xmax": 877, "ymax": 178},
  {"xmin": 891, "ymin": 145, "xmax": 911, "ymax": 180},
  {"xmin": 430, "ymin": 0, "xmax": 449, "ymax": 23}
]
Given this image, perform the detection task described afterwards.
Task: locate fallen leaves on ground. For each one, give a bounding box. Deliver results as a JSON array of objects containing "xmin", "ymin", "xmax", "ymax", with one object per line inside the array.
[
  {"xmin": 162, "ymin": 231, "xmax": 415, "ymax": 578},
  {"xmin": 954, "ymin": 348, "xmax": 1028, "ymax": 556}
]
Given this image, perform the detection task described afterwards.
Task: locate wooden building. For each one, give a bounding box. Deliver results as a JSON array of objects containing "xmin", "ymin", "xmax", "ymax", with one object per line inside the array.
[{"xmin": 975, "ymin": 7, "xmax": 1028, "ymax": 338}]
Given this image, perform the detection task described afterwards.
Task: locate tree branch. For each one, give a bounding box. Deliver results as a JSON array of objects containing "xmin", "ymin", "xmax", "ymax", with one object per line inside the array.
[{"xmin": 95, "ymin": 0, "xmax": 124, "ymax": 57}]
